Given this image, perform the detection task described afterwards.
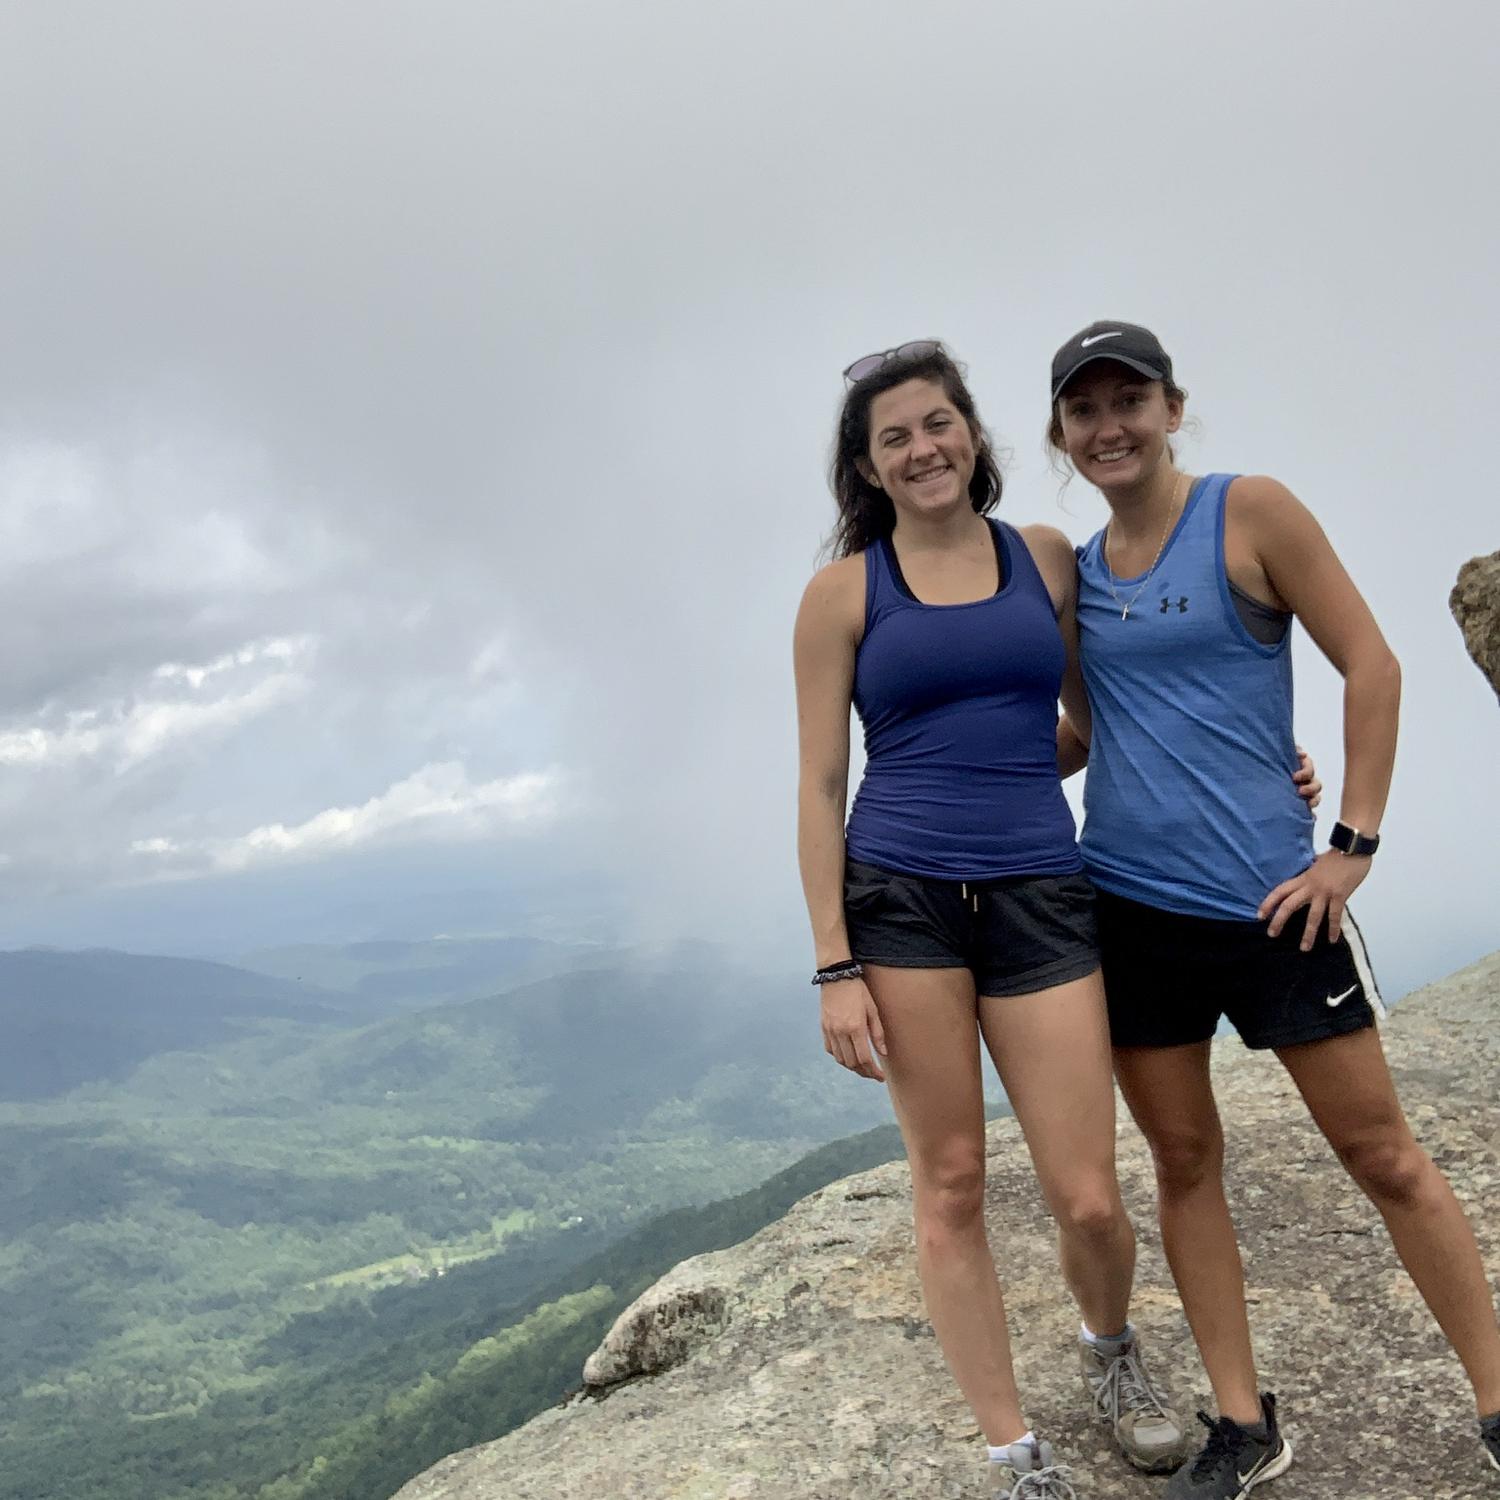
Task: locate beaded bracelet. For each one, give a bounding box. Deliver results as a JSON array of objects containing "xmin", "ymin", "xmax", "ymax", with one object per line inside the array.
[{"xmin": 812, "ymin": 959, "xmax": 864, "ymax": 986}]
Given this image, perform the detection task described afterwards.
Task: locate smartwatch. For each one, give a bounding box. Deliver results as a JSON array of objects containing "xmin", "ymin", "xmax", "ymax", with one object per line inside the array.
[{"xmin": 1329, "ymin": 821, "xmax": 1380, "ymax": 857}]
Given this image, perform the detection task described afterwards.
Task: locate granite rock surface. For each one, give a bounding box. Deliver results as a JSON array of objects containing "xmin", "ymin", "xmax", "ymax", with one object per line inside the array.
[
  {"xmin": 1452, "ymin": 551, "xmax": 1500, "ymax": 699},
  {"xmin": 394, "ymin": 953, "xmax": 1500, "ymax": 1500}
]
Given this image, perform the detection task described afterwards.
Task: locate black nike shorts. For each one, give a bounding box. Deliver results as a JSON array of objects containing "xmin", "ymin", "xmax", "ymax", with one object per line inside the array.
[
  {"xmin": 842, "ymin": 858, "xmax": 1100, "ymax": 998},
  {"xmin": 1095, "ymin": 888, "xmax": 1381, "ymax": 1051}
]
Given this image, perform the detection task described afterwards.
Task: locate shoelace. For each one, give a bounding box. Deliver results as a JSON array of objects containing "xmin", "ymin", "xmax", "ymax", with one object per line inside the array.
[
  {"xmin": 1091, "ymin": 1345, "xmax": 1172, "ymax": 1423},
  {"xmin": 1188, "ymin": 1410, "xmax": 1242, "ymax": 1481},
  {"xmin": 1005, "ymin": 1463, "xmax": 1077, "ymax": 1499}
]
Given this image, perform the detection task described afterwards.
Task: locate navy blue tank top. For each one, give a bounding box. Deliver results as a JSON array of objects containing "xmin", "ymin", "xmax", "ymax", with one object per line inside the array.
[{"xmin": 845, "ymin": 520, "xmax": 1083, "ymax": 880}]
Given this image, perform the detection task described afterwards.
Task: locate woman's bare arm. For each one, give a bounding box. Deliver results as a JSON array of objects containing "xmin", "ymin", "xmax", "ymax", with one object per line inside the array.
[
  {"xmin": 1232, "ymin": 476, "xmax": 1402, "ymax": 947},
  {"xmin": 793, "ymin": 556, "xmax": 886, "ymax": 1080},
  {"xmin": 1057, "ymin": 716, "xmax": 1091, "ymax": 778},
  {"xmin": 1021, "ymin": 524, "xmax": 1094, "ymax": 776}
]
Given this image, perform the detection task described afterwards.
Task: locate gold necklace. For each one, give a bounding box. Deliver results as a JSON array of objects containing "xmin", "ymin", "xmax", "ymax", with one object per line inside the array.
[{"xmin": 1104, "ymin": 471, "xmax": 1189, "ymax": 621}]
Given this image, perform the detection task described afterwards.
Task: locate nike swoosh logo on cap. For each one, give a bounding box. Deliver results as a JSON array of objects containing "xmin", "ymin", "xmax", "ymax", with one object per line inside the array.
[
  {"xmin": 1326, "ymin": 984, "xmax": 1358, "ymax": 1008},
  {"xmin": 1080, "ymin": 331, "xmax": 1123, "ymax": 347}
]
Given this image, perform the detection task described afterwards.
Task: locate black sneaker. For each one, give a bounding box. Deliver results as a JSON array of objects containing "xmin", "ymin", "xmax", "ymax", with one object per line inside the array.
[
  {"xmin": 1481, "ymin": 1410, "xmax": 1500, "ymax": 1475},
  {"xmin": 1164, "ymin": 1393, "xmax": 1292, "ymax": 1499}
]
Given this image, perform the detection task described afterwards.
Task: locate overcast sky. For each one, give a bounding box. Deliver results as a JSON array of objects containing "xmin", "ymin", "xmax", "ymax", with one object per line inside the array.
[{"xmin": 1, "ymin": 1, "xmax": 1495, "ymax": 996}]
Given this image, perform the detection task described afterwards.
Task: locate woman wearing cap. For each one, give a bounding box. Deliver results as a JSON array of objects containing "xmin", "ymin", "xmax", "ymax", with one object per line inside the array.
[
  {"xmin": 1047, "ymin": 320, "xmax": 1500, "ymax": 1497},
  {"xmin": 794, "ymin": 341, "xmax": 1192, "ymax": 1497}
]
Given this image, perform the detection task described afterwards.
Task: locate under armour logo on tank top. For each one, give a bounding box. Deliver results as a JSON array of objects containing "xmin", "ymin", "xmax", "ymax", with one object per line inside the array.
[{"xmin": 1074, "ymin": 475, "xmax": 1313, "ymax": 921}]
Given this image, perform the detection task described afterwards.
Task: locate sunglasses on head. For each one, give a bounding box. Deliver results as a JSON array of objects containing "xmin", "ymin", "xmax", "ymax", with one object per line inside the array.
[{"xmin": 842, "ymin": 340, "xmax": 944, "ymax": 385}]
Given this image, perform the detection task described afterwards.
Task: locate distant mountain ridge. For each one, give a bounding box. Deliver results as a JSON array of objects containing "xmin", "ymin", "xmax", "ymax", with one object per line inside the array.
[
  {"xmin": 238, "ymin": 956, "xmax": 857, "ymax": 1144},
  {"xmin": 239, "ymin": 934, "xmax": 601, "ymax": 1015},
  {"xmin": 0, "ymin": 943, "xmax": 900, "ymax": 1500},
  {"xmin": 0, "ymin": 949, "xmax": 348, "ymax": 1101}
]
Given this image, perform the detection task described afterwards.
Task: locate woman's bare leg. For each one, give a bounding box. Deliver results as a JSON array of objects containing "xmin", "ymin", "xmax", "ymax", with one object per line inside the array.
[
  {"xmin": 979, "ymin": 970, "xmax": 1135, "ymax": 1335},
  {"xmin": 1114, "ymin": 1041, "xmax": 1263, "ymax": 1425},
  {"xmin": 864, "ymin": 962, "xmax": 1027, "ymax": 1445},
  {"xmin": 1276, "ymin": 1026, "xmax": 1500, "ymax": 1414}
]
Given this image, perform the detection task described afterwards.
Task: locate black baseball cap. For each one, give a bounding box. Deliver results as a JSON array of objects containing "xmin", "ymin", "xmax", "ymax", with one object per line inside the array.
[{"xmin": 1050, "ymin": 321, "xmax": 1173, "ymax": 401}]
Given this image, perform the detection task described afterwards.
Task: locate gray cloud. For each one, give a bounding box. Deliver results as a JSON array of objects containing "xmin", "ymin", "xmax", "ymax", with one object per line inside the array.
[{"xmin": 1, "ymin": 1, "xmax": 1496, "ymax": 995}]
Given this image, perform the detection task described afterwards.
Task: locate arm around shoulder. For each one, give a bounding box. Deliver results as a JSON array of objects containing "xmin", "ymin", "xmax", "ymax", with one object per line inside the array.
[
  {"xmin": 1019, "ymin": 523, "xmax": 1079, "ymax": 617},
  {"xmin": 1020, "ymin": 523, "xmax": 1092, "ymax": 753}
]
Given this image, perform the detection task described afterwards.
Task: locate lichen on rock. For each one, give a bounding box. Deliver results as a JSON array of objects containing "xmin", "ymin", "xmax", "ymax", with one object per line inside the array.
[{"xmin": 582, "ymin": 1255, "xmax": 732, "ymax": 1388}]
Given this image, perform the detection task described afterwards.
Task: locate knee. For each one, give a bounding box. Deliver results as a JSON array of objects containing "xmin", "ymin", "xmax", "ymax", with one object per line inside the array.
[
  {"xmin": 912, "ymin": 1154, "xmax": 986, "ymax": 1249},
  {"xmin": 1052, "ymin": 1183, "xmax": 1127, "ymax": 1243},
  {"xmin": 1336, "ymin": 1132, "xmax": 1431, "ymax": 1208},
  {"xmin": 1149, "ymin": 1126, "xmax": 1224, "ymax": 1196}
]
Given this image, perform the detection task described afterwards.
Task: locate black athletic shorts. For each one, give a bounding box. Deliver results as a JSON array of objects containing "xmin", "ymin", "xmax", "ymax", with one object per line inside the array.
[
  {"xmin": 1096, "ymin": 888, "xmax": 1381, "ymax": 1051},
  {"xmin": 842, "ymin": 858, "xmax": 1100, "ymax": 998}
]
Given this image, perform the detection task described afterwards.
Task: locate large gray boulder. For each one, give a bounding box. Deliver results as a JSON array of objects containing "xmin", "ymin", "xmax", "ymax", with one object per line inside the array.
[
  {"xmin": 395, "ymin": 953, "xmax": 1500, "ymax": 1500},
  {"xmin": 1452, "ymin": 551, "xmax": 1500, "ymax": 699}
]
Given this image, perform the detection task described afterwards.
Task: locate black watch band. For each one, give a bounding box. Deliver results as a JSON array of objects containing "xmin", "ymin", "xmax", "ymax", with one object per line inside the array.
[{"xmin": 1329, "ymin": 821, "xmax": 1380, "ymax": 857}]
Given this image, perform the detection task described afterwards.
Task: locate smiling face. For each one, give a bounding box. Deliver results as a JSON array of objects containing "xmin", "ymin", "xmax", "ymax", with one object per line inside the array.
[
  {"xmin": 1055, "ymin": 362, "xmax": 1183, "ymax": 490},
  {"xmin": 858, "ymin": 378, "xmax": 979, "ymax": 521}
]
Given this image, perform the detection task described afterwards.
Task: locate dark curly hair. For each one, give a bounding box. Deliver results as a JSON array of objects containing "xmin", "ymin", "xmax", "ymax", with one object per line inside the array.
[{"xmin": 827, "ymin": 344, "xmax": 1003, "ymax": 560}]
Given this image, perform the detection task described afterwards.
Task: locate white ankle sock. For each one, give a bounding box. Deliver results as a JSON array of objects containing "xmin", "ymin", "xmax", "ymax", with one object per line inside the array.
[
  {"xmin": 987, "ymin": 1432, "xmax": 1035, "ymax": 1463},
  {"xmin": 1081, "ymin": 1319, "xmax": 1133, "ymax": 1346}
]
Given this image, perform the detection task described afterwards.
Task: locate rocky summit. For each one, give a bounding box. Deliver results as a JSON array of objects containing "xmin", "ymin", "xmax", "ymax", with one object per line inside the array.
[
  {"xmin": 1452, "ymin": 551, "xmax": 1500, "ymax": 700},
  {"xmin": 395, "ymin": 953, "xmax": 1500, "ymax": 1500}
]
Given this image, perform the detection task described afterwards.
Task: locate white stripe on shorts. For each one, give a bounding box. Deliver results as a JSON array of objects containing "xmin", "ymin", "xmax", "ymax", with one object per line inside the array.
[{"xmin": 1343, "ymin": 909, "xmax": 1386, "ymax": 1020}]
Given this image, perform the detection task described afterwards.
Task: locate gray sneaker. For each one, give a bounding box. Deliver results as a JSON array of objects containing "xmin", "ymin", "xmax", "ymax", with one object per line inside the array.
[
  {"xmin": 1481, "ymin": 1410, "xmax": 1500, "ymax": 1475},
  {"xmin": 1078, "ymin": 1326, "xmax": 1189, "ymax": 1472},
  {"xmin": 989, "ymin": 1437, "xmax": 1077, "ymax": 1499},
  {"xmin": 1164, "ymin": 1393, "xmax": 1292, "ymax": 1499}
]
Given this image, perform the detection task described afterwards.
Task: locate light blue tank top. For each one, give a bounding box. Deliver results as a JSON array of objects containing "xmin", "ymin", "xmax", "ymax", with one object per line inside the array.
[
  {"xmin": 845, "ymin": 519, "xmax": 1083, "ymax": 881},
  {"xmin": 1076, "ymin": 474, "xmax": 1314, "ymax": 919}
]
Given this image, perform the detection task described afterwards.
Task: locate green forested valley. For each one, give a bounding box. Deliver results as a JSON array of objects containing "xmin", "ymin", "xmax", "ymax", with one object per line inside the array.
[{"xmin": 0, "ymin": 944, "xmax": 902, "ymax": 1500}]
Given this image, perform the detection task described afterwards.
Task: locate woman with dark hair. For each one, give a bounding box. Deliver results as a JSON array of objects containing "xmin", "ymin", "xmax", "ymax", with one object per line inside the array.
[
  {"xmin": 1047, "ymin": 319, "xmax": 1500, "ymax": 1497},
  {"xmin": 793, "ymin": 341, "xmax": 1187, "ymax": 1497}
]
